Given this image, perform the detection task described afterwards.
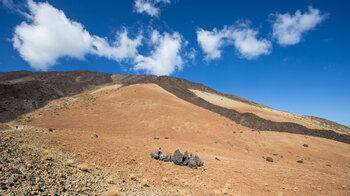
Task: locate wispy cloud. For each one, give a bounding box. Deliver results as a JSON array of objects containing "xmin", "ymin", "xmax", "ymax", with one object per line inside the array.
[
  {"xmin": 0, "ymin": 0, "xmax": 30, "ymax": 17},
  {"xmin": 134, "ymin": 0, "xmax": 170, "ymax": 17},
  {"xmin": 197, "ymin": 22, "xmax": 271, "ymax": 61},
  {"xmin": 271, "ymin": 6, "xmax": 328, "ymax": 46}
]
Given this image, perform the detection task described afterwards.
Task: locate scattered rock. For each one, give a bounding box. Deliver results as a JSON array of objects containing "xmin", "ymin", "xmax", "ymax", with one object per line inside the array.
[
  {"xmin": 297, "ymin": 160, "xmax": 304, "ymax": 164},
  {"xmin": 266, "ymin": 157, "xmax": 273, "ymax": 162},
  {"xmin": 215, "ymin": 157, "xmax": 220, "ymax": 161},
  {"xmin": 303, "ymin": 144, "xmax": 308, "ymax": 148},
  {"xmin": 48, "ymin": 128, "xmax": 53, "ymax": 132},
  {"xmin": 93, "ymin": 134, "xmax": 98, "ymax": 138}
]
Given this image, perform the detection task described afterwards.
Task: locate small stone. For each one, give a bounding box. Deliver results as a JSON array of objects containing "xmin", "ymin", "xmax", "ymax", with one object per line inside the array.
[
  {"xmin": 266, "ymin": 157, "xmax": 273, "ymax": 162},
  {"xmin": 93, "ymin": 134, "xmax": 98, "ymax": 138},
  {"xmin": 49, "ymin": 128, "xmax": 53, "ymax": 132},
  {"xmin": 303, "ymin": 144, "xmax": 308, "ymax": 148},
  {"xmin": 12, "ymin": 169, "xmax": 22, "ymax": 174},
  {"xmin": 1, "ymin": 184, "xmax": 8, "ymax": 190},
  {"xmin": 215, "ymin": 157, "xmax": 220, "ymax": 161}
]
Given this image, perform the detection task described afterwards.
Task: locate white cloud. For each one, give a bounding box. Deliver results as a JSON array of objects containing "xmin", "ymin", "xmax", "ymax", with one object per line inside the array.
[
  {"xmin": 228, "ymin": 25, "xmax": 272, "ymax": 59},
  {"xmin": 133, "ymin": 30, "xmax": 183, "ymax": 75},
  {"xmin": 12, "ymin": 0, "xmax": 141, "ymax": 70},
  {"xmin": 197, "ymin": 23, "xmax": 271, "ymax": 61},
  {"xmin": 272, "ymin": 6, "xmax": 327, "ymax": 46},
  {"xmin": 134, "ymin": 0, "xmax": 170, "ymax": 17},
  {"xmin": 196, "ymin": 28, "xmax": 225, "ymax": 60}
]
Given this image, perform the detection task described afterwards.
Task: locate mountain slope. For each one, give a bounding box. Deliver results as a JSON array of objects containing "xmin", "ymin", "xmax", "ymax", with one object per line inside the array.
[
  {"xmin": 3, "ymin": 82, "xmax": 349, "ymax": 195},
  {"xmin": 1, "ymin": 70, "xmax": 350, "ymax": 144}
]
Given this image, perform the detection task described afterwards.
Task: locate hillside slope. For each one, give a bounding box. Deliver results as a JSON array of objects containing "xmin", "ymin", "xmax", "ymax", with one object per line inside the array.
[
  {"xmin": 2, "ymin": 82, "xmax": 349, "ymax": 195},
  {"xmin": 1, "ymin": 71, "xmax": 350, "ymax": 143}
]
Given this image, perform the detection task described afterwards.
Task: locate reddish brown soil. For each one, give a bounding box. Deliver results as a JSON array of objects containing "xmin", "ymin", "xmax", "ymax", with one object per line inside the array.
[{"xmin": 13, "ymin": 83, "xmax": 350, "ymax": 195}]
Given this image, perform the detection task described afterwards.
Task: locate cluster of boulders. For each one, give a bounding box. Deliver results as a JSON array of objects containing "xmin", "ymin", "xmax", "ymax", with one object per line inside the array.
[{"xmin": 150, "ymin": 149, "xmax": 203, "ymax": 169}]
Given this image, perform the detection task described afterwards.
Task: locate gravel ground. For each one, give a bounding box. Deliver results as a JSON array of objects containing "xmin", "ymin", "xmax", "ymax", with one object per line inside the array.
[
  {"xmin": 0, "ymin": 133, "xmax": 111, "ymax": 195},
  {"xmin": 0, "ymin": 126, "xmax": 177, "ymax": 196}
]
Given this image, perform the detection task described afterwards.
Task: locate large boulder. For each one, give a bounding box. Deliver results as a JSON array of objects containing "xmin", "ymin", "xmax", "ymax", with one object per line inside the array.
[
  {"xmin": 173, "ymin": 149, "xmax": 184, "ymax": 165},
  {"xmin": 183, "ymin": 151, "xmax": 191, "ymax": 165},
  {"xmin": 185, "ymin": 153, "xmax": 203, "ymax": 168}
]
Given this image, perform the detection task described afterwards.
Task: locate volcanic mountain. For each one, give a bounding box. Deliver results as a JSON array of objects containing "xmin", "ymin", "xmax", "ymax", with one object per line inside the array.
[{"xmin": 0, "ymin": 70, "xmax": 349, "ymax": 195}]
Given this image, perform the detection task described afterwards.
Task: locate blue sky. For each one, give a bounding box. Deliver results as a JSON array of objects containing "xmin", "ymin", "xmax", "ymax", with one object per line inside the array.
[{"xmin": 1, "ymin": 0, "xmax": 350, "ymax": 126}]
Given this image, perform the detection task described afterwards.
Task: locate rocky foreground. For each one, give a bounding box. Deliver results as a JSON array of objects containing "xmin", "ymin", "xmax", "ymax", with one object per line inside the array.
[
  {"xmin": 0, "ymin": 130, "xmax": 111, "ymax": 195},
  {"xmin": 0, "ymin": 125, "xmax": 176, "ymax": 195}
]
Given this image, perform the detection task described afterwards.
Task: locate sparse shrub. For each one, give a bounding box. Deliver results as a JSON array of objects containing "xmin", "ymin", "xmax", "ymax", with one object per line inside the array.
[
  {"xmin": 179, "ymin": 189, "xmax": 189, "ymax": 196},
  {"xmin": 141, "ymin": 178, "xmax": 149, "ymax": 187},
  {"xmin": 326, "ymin": 164, "xmax": 332, "ymax": 167},
  {"xmin": 65, "ymin": 159, "xmax": 74, "ymax": 166},
  {"xmin": 164, "ymin": 137, "xmax": 169, "ymax": 139},
  {"xmin": 107, "ymin": 186, "xmax": 120, "ymax": 196},
  {"xmin": 233, "ymin": 131, "xmax": 236, "ymax": 133},
  {"xmin": 77, "ymin": 163, "xmax": 89, "ymax": 171},
  {"xmin": 43, "ymin": 149, "xmax": 50, "ymax": 154},
  {"xmin": 273, "ymin": 153, "xmax": 278, "ymax": 156},
  {"xmin": 106, "ymin": 177, "xmax": 115, "ymax": 184},
  {"xmin": 22, "ymin": 144, "xmax": 33, "ymax": 149},
  {"xmin": 297, "ymin": 160, "xmax": 303, "ymax": 164},
  {"xmin": 153, "ymin": 137, "xmax": 160, "ymax": 140},
  {"xmin": 44, "ymin": 153, "xmax": 53, "ymax": 160},
  {"xmin": 129, "ymin": 173, "xmax": 136, "ymax": 181},
  {"xmin": 222, "ymin": 187, "xmax": 229, "ymax": 195},
  {"xmin": 262, "ymin": 156, "xmax": 265, "ymax": 159}
]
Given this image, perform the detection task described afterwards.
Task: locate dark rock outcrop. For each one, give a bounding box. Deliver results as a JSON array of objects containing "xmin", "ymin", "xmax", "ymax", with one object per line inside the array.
[
  {"xmin": 0, "ymin": 71, "xmax": 112, "ymax": 122},
  {"xmin": 150, "ymin": 149, "xmax": 204, "ymax": 169}
]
